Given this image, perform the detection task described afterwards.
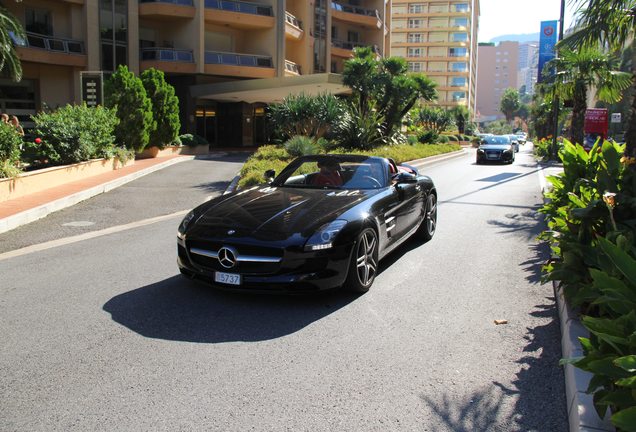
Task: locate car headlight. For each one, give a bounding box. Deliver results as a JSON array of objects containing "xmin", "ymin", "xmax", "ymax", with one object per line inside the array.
[
  {"xmin": 477, "ymin": 148, "xmax": 485, "ymax": 153},
  {"xmin": 177, "ymin": 210, "xmax": 195, "ymax": 239},
  {"xmin": 305, "ymin": 219, "xmax": 347, "ymax": 251}
]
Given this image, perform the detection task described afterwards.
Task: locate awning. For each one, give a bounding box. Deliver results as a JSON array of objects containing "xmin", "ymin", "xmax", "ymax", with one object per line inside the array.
[{"xmin": 189, "ymin": 73, "xmax": 350, "ymax": 104}]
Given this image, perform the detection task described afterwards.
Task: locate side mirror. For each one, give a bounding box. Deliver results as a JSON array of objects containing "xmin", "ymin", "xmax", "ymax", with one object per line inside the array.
[
  {"xmin": 394, "ymin": 172, "xmax": 417, "ymax": 184},
  {"xmin": 264, "ymin": 169, "xmax": 275, "ymax": 183}
]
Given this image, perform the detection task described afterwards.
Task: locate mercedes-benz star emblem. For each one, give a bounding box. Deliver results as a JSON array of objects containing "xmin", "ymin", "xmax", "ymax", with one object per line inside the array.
[{"xmin": 218, "ymin": 246, "xmax": 237, "ymax": 269}]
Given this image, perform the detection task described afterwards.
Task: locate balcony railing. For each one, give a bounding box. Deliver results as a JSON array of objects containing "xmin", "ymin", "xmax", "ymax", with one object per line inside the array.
[
  {"xmin": 285, "ymin": 11, "xmax": 302, "ymax": 29},
  {"xmin": 205, "ymin": 50, "xmax": 273, "ymax": 68},
  {"xmin": 13, "ymin": 31, "xmax": 84, "ymax": 54},
  {"xmin": 205, "ymin": 0, "xmax": 273, "ymax": 16},
  {"xmin": 141, "ymin": 48, "xmax": 194, "ymax": 62},
  {"xmin": 332, "ymin": 39, "xmax": 379, "ymax": 53},
  {"xmin": 331, "ymin": 2, "xmax": 380, "ymax": 19},
  {"xmin": 140, "ymin": 0, "xmax": 193, "ymax": 5},
  {"xmin": 285, "ymin": 60, "xmax": 301, "ymax": 74}
]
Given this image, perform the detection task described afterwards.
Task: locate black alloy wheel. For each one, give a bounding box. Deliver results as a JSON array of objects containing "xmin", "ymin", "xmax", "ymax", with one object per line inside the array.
[
  {"xmin": 345, "ymin": 228, "xmax": 378, "ymax": 293},
  {"xmin": 416, "ymin": 193, "xmax": 437, "ymax": 242}
]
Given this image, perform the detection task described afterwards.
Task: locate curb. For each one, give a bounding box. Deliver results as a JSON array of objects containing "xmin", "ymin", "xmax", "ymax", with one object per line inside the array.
[
  {"xmin": 539, "ymin": 160, "xmax": 615, "ymax": 432},
  {"xmin": 553, "ymin": 281, "xmax": 615, "ymax": 432},
  {"xmin": 0, "ymin": 156, "xmax": 193, "ymax": 235}
]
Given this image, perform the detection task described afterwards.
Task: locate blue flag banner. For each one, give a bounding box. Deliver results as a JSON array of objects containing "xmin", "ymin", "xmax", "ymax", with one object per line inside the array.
[{"xmin": 538, "ymin": 20, "xmax": 558, "ymax": 82}]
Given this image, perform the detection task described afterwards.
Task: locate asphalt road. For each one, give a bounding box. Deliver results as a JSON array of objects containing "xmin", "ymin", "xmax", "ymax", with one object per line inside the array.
[{"xmin": 0, "ymin": 145, "xmax": 568, "ymax": 431}]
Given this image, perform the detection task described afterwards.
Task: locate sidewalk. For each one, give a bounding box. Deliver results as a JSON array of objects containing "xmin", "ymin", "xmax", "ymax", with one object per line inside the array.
[{"xmin": 0, "ymin": 155, "xmax": 193, "ymax": 234}]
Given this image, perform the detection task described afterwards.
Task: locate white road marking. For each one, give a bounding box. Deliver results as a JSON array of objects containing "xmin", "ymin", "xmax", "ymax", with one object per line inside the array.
[
  {"xmin": 0, "ymin": 210, "xmax": 189, "ymax": 262},
  {"xmin": 62, "ymin": 221, "xmax": 95, "ymax": 227}
]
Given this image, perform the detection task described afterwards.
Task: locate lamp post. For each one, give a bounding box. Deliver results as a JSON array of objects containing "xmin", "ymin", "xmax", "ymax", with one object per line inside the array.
[{"xmin": 551, "ymin": 0, "xmax": 566, "ymax": 158}]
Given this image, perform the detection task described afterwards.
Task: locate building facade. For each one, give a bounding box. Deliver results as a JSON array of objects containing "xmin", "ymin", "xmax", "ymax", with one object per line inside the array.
[
  {"xmin": 389, "ymin": 0, "xmax": 479, "ymax": 113},
  {"xmin": 517, "ymin": 42, "xmax": 538, "ymax": 97},
  {"xmin": 475, "ymin": 40, "xmax": 518, "ymax": 122},
  {"xmin": 2, "ymin": 0, "xmax": 390, "ymax": 147}
]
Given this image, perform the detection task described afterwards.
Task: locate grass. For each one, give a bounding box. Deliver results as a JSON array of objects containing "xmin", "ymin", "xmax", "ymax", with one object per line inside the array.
[{"xmin": 238, "ymin": 143, "xmax": 461, "ymax": 188}]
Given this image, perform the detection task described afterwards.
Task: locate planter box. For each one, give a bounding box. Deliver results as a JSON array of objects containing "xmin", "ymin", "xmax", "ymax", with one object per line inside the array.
[
  {"xmin": 0, "ymin": 157, "xmax": 133, "ymax": 203},
  {"xmin": 136, "ymin": 145, "xmax": 208, "ymax": 159}
]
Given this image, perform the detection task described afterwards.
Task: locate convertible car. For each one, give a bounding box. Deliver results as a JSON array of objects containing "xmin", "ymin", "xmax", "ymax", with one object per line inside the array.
[{"xmin": 177, "ymin": 154, "xmax": 437, "ymax": 293}]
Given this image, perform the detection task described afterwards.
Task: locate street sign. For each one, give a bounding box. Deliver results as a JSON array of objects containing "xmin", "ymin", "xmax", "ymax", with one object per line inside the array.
[
  {"xmin": 611, "ymin": 113, "xmax": 622, "ymax": 123},
  {"xmin": 538, "ymin": 20, "xmax": 558, "ymax": 82},
  {"xmin": 584, "ymin": 108, "xmax": 609, "ymax": 135},
  {"xmin": 80, "ymin": 72, "xmax": 103, "ymax": 108}
]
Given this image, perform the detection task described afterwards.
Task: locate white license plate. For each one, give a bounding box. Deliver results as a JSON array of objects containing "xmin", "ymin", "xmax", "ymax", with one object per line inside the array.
[{"xmin": 214, "ymin": 271, "xmax": 241, "ymax": 285}]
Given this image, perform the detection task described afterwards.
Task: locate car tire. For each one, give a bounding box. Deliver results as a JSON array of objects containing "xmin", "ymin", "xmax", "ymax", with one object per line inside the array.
[
  {"xmin": 416, "ymin": 193, "xmax": 437, "ymax": 242},
  {"xmin": 345, "ymin": 228, "xmax": 379, "ymax": 293}
]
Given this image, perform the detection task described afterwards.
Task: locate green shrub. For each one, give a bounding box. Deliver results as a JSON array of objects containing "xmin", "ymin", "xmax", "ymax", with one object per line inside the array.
[
  {"xmin": 179, "ymin": 134, "xmax": 208, "ymax": 147},
  {"xmin": 238, "ymin": 154, "xmax": 291, "ymax": 188},
  {"xmin": 445, "ymin": 135, "xmax": 458, "ymax": 142},
  {"xmin": 284, "ymin": 136, "xmax": 318, "ymax": 157},
  {"xmin": 0, "ymin": 159, "xmax": 21, "ymax": 179},
  {"xmin": 418, "ymin": 130, "xmax": 439, "ymax": 144},
  {"xmin": 105, "ymin": 65, "xmax": 155, "ymax": 152},
  {"xmin": 268, "ymin": 92, "xmax": 345, "ymax": 140},
  {"xmin": 332, "ymin": 102, "xmax": 388, "ymax": 150},
  {"xmin": 250, "ymin": 144, "xmax": 289, "ymax": 161},
  {"xmin": 31, "ymin": 103, "xmax": 118, "ymax": 165},
  {"xmin": 406, "ymin": 134, "xmax": 418, "ymax": 145},
  {"xmin": 0, "ymin": 121, "xmax": 22, "ymax": 164},
  {"xmin": 141, "ymin": 68, "xmax": 180, "ymax": 149},
  {"xmin": 437, "ymin": 135, "xmax": 450, "ymax": 144}
]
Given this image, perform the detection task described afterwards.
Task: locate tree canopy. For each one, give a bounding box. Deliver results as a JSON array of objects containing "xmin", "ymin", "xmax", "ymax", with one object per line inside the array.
[
  {"xmin": 499, "ymin": 88, "xmax": 521, "ymax": 124},
  {"xmin": 0, "ymin": 5, "xmax": 25, "ymax": 82}
]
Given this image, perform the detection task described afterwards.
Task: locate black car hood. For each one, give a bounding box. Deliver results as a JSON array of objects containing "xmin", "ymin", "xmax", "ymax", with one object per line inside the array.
[{"xmin": 190, "ymin": 185, "xmax": 376, "ymax": 239}]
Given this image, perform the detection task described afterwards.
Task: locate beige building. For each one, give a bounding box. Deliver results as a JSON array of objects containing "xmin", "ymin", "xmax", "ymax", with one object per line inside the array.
[
  {"xmin": 475, "ymin": 41, "xmax": 519, "ymax": 122},
  {"xmin": 2, "ymin": 0, "xmax": 390, "ymax": 146},
  {"xmin": 389, "ymin": 0, "xmax": 479, "ymax": 113}
]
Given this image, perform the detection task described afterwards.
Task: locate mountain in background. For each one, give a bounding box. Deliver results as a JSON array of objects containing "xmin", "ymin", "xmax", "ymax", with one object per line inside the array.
[{"xmin": 490, "ymin": 33, "xmax": 540, "ymax": 43}]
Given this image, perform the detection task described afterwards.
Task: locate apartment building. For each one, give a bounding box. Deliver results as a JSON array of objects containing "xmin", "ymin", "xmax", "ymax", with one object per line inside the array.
[
  {"xmin": 517, "ymin": 42, "xmax": 538, "ymax": 96},
  {"xmin": 389, "ymin": 0, "xmax": 479, "ymax": 113},
  {"xmin": 475, "ymin": 41, "xmax": 518, "ymax": 121},
  {"xmin": 1, "ymin": 0, "xmax": 389, "ymax": 147}
]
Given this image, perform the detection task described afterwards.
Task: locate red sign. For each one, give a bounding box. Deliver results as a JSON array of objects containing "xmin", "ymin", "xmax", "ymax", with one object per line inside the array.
[{"xmin": 584, "ymin": 108, "xmax": 609, "ymax": 135}]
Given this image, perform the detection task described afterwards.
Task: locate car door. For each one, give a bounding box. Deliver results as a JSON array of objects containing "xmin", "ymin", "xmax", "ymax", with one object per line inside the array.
[{"xmin": 393, "ymin": 178, "xmax": 423, "ymax": 239}]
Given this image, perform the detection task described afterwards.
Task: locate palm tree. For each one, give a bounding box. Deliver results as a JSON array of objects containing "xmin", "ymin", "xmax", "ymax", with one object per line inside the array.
[
  {"xmin": 0, "ymin": 4, "xmax": 25, "ymax": 82},
  {"xmin": 544, "ymin": 48, "xmax": 631, "ymax": 146},
  {"xmin": 560, "ymin": 0, "xmax": 636, "ymax": 154}
]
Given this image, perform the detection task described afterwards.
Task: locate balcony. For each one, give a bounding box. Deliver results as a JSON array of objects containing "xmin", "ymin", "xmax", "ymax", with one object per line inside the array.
[
  {"xmin": 285, "ymin": 12, "xmax": 303, "ymax": 40},
  {"xmin": 284, "ymin": 60, "xmax": 301, "ymax": 76},
  {"xmin": 331, "ymin": 2, "xmax": 382, "ymax": 29},
  {"xmin": 14, "ymin": 32, "xmax": 86, "ymax": 67},
  {"xmin": 205, "ymin": 0, "xmax": 275, "ymax": 30},
  {"xmin": 204, "ymin": 51, "xmax": 275, "ymax": 78},
  {"xmin": 140, "ymin": 48, "xmax": 196, "ymax": 74},
  {"xmin": 139, "ymin": 0, "xmax": 196, "ymax": 20},
  {"xmin": 331, "ymin": 39, "xmax": 379, "ymax": 58}
]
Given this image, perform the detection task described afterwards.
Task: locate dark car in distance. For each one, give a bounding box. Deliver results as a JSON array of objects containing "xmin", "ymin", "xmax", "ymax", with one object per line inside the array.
[
  {"xmin": 476, "ymin": 135, "xmax": 515, "ymax": 164},
  {"xmin": 177, "ymin": 155, "xmax": 437, "ymax": 293}
]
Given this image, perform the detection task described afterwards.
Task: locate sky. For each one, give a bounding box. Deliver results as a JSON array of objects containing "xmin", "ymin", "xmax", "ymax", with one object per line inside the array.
[{"xmin": 477, "ymin": 0, "xmax": 579, "ymax": 43}]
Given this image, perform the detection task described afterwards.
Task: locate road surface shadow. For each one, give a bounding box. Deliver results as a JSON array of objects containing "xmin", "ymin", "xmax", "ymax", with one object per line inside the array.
[
  {"xmin": 192, "ymin": 180, "xmax": 229, "ymax": 194},
  {"xmin": 420, "ymin": 300, "xmax": 567, "ymax": 431},
  {"xmin": 103, "ymin": 275, "xmax": 357, "ymax": 343}
]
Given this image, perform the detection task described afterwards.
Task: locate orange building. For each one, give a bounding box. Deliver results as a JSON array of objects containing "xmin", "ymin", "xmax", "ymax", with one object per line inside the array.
[
  {"xmin": 389, "ymin": 0, "xmax": 479, "ymax": 113},
  {"xmin": 2, "ymin": 0, "xmax": 390, "ymax": 146}
]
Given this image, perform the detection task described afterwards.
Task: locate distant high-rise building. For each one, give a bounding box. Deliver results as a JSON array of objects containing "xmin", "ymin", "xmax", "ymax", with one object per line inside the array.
[
  {"xmin": 389, "ymin": 1, "xmax": 480, "ymax": 113},
  {"xmin": 518, "ymin": 42, "xmax": 539, "ymax": 96},
  {"xmin": 475, "ymin": 41, "xmax": 519, "ymax": 121},
  {"xmin": 2, "ymin": 0, "xmax": 390, "ymax": 147}
]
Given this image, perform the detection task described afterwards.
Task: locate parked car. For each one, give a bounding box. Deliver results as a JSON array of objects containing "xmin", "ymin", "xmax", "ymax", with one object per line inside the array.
[
  {"xmin": 506, "ymin": 134, "xmax": 520, "ymax": 152},
  {"xmin": 476, "ymin": 135, "xmax": 515, "ymax": 164},
  {"xmin": 515, "ymin": 132, "xmax": 527, "ymax": 144},
  {"xmin": 177, "ymin": 154, "xmax": 437, "ymax": 293}
]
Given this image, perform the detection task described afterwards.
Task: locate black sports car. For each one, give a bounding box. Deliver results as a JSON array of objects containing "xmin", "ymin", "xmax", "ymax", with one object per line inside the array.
[
  {"xmin": 177, "ymin": 154, "xmax": 437, "ymax": 293},
  {"xmin": 476, "ymin": 135, "xmax": 515, "ymax": 164}
]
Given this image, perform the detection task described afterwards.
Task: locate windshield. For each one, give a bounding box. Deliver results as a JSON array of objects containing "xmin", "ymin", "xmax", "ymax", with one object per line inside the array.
[
  {"xmin": 483, "ymin": 136, "xmax": 510, "ymax": 145},
  {"xmin": 273, "ymin": 156, "xmax": 389, "ymax": 190}
]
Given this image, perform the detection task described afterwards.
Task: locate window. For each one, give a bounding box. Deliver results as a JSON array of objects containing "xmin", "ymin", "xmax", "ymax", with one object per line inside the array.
[
  {"xmin": 429, "ymin": 18, "xmax": 448, "ymax": 28},
  {"xmin": 408, "ymin": 19, "xmax": 423, "ymax": 28},
  {"xmin": 451, "ymin": 33, "xmax": 468, "ymax": 42},
  {"xmin": 428, "ymin": 62, "xmax": 446, "ymax": 72},
  {"xmin": 451, "ymin": 62, "xmax": 467, "ymax": 72},
  {"xmin": 347, "ymin": 31, "xmax": 359, "ymax": 43},
  {"xmin": 331, "ymin": 26, "xmax": 337, "ymax": 39},
  {"xmin": 449, "ymin": 47, "xmax": 467, "ymax": 57},
  {"xmin": 451, "ymin": 77, "xmax": 467, "ymax": 87},
  {"xmin": 428, "ymin": 32, "xmax": 446, "ymax": 42},
  {"xmin": 407, "ymin": 47, "xmax": 422, "ymax": 57},
  {"xmin": 429, "ymin": 4, "xmax": 448, "ymax": 13},
  {"xmin": 453, "ymin": 3, "xmax": 469, "ymax": 12},
  {"xmin": 407, "ymin": 62, "xmax": 423, "ymax": 72},
  {"xmin": 408, "ymin": 4, "xmax": 424, "ymax": 13},
  {"xmin": 451, "ymin": 18, "xmax": 468, "ymax": 27},
  {"xmin": 25, "ymin": 8, "xmax": 52, "ymax": 35},
  {"xmin": 408, "ymin": 33, "xmax": 424, "ymax": 43},
  {"xmin": 452, "ymin": 91, "xmax": 466, "ymax": 102},
  {"xmin": 100, "ymin": 0, "xmax": 128, "ymax": 71}
]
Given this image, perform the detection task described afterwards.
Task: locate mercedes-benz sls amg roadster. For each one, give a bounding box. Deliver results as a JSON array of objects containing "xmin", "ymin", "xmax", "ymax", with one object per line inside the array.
[{"xmin": 177, "ymin": 154, "xmax": 437, "ymax": 293}]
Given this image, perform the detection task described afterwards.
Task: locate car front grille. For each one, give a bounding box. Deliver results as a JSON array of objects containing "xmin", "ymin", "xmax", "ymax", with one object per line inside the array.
[{"xmin": 185, "ymin": 240, "xmax": 284, "ymax": 275}]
